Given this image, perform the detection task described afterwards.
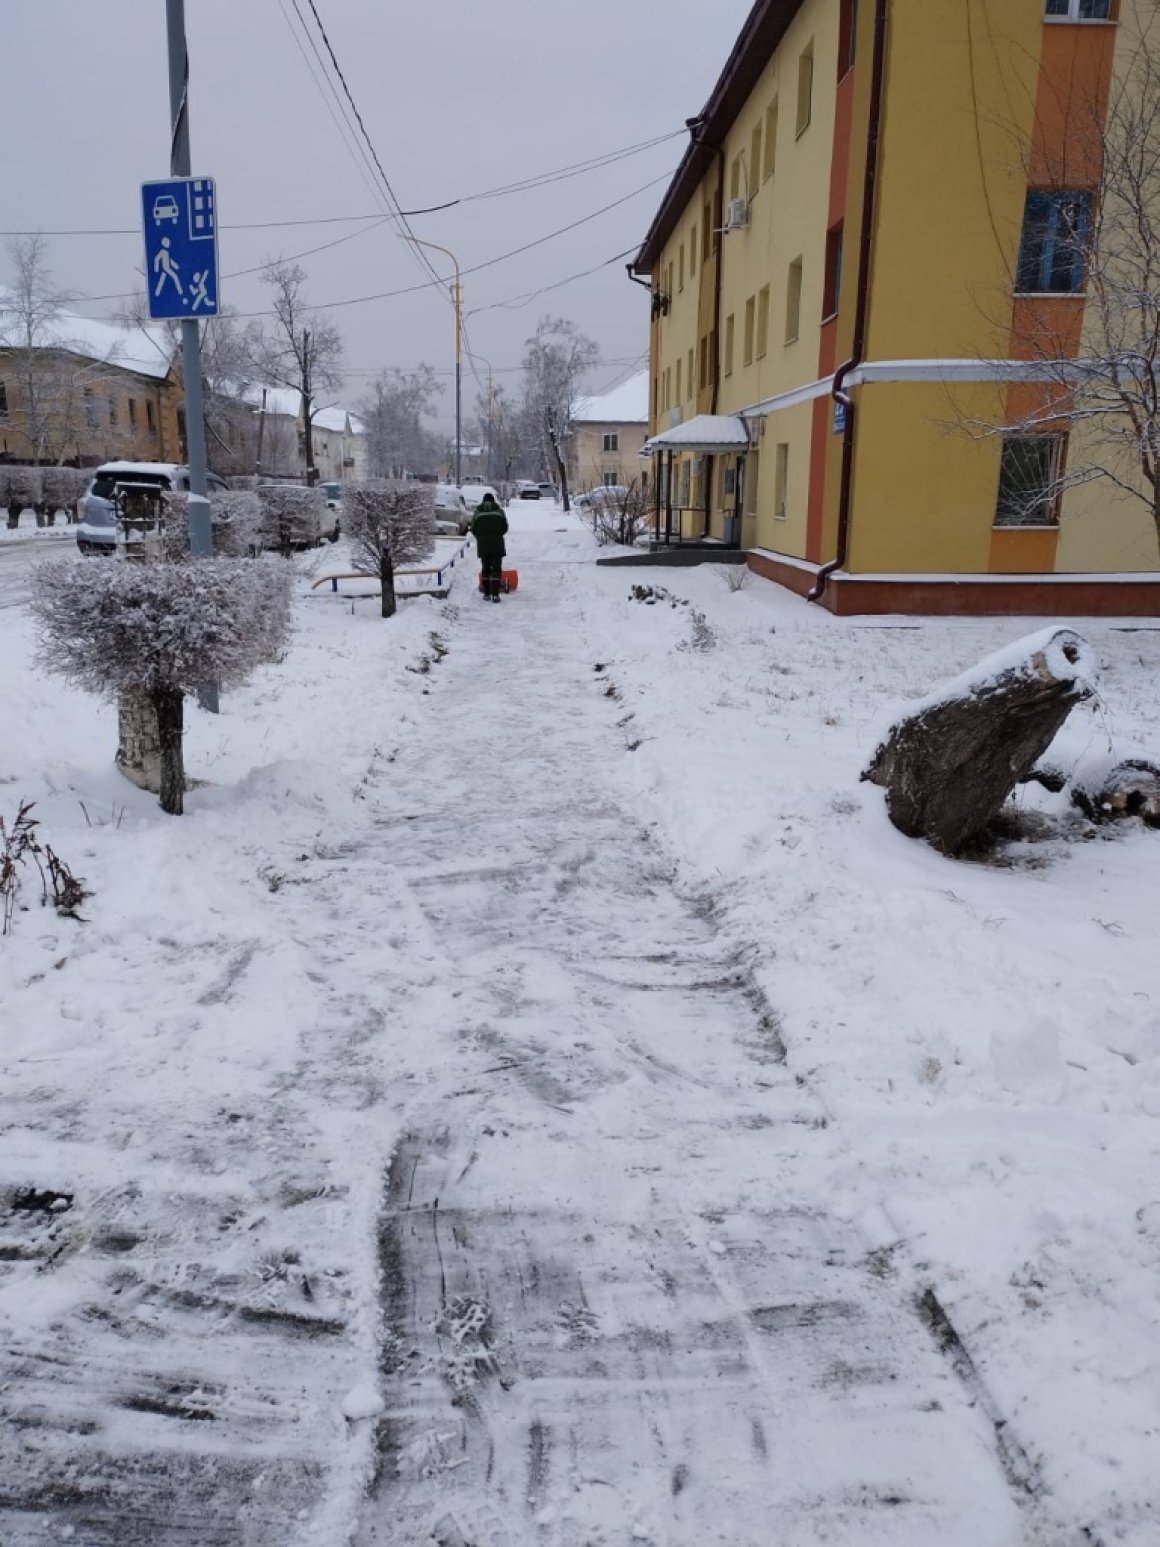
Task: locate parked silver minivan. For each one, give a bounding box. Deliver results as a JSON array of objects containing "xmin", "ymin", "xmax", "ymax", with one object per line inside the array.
[{"xmin": 76, "ymin": 462, "xmax": 228, "ymax": 554}]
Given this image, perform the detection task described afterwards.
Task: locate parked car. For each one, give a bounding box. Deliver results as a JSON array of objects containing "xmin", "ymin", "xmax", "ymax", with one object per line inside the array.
[
  {"xmin": 460, "ymin": 482, "xmax": 501, "ymax": 511},
  {"xmin": 537, "ymin": 482, "xmax": 558, "ymax": 501},
  {"xmin": 574, "ymin": 485, "xmax": 628, "ymax": 512},
  {"xmin": 76, "ymin": 462, "xmax": 228, "ymax": 554},
  {"xmin": 434, "ymin": 484, "xmax": 471, "ymax": 535},
  {"xmin": 317, "ymin": 481, "xmax": 343, "ymax": 538},
  {"xmin": 513, "ymin": 480, "xmax": 540, "ymax": 500}
]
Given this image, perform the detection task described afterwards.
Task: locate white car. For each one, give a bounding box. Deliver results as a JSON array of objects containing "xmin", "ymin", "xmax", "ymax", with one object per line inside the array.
[
  {"xmin": 460, "ymin": 483, "xmax": 501, "ymax": 511},
  {"xmin": 77, "ymin": 462, "xmax": 228, "ymax": 554},
  {"xmin": 434, "ymin": 484, "xmax": 470, "ymax": 535}
]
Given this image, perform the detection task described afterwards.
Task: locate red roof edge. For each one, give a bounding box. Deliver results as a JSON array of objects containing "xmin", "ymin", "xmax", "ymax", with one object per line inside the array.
[{"xmin": 630, "ymin": 0, "xmax": 802, "ymax": 277}]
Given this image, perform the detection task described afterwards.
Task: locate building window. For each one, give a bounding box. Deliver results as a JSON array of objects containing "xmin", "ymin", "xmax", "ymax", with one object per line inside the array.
[
  {"xmin": 824, "ymin": 224, "xmax": 845, "ymax": 318},
  {"xmin": 750, "ymin": 123, "xmax": 762, "ymax": 195},
  {"xmin": 690, "ymin": 226, "xmax": 698, "ymax": 277},
  {"xmin": 0, "ymin": 381, "xmax": 8, "ymax": 418},
  {"xmin": 603, "ymin": 470, "xmax": 619, "ymax": 487},
  {"xmin": 84, "ymin": 389, "xmax": 98, "ymax": 431},
  {"xmin": 1016, "ymin": 191, "xmax": 1092, "ymax": 293},
  {"xmin": 702, "ymin": 202, "xmax": 712, "ymax": 261},
  {"xmin": 687, "ymin": 348, "xmax": 694, "ymax": 400},
  {"xmin": 676, "ymin": 358, "xmax": 683, "ymax": 403},
  {"xmin": 1045, "ymin": 0, "xmax": 1111, "ymax": 17},
  {"xmin": 603, "ymin": 431, "xmax": 620, "ymax": 453},
  {"xmin": 785, "ymin": 258, "xmax": 804, "ymax": 343},
  {"xmin": 128, "ymin": 398, "xmax": 137, "ymax": 428},
  {"xmin": 839, "ymin": 0, "xmax": 859, "ymax": 75},
  {"xmin": 995, "ymin": 435, "xmax": 1064, "ymax": 526},
  {"xmin": 763, "ymin": 101, "xmax": 778, "ymax": 183},
  {"xmin": 730, "ymin": 156, "xmax": 742, "ymax": 203},
  {"xmin": 756, "ymin": 286, "xmax": 771, "ymax": 358},
  {"xmin": 797, "ymin": 42, "xmax": 814, "ymax": 137},
  {"xmin": 775, "ymin": 443, "xmax": 790, "ymax": 519},
  {"xmin": 744, "ymin": 296, "xmax": 756, "ymax": 365},
  {"xmin": 724, "ymin": 313, "xmax": 736, "ymax": 376},
  {"xmin": 679, "ymin": 244, "xmax": 685, "ymax": 292},
  {"xmin": 146, "ymin": 399, "xmax": 156, "ymax": 433},
  {"xmin": 108, "ymin": 397, "xmax": 118, "ymax": 426}
]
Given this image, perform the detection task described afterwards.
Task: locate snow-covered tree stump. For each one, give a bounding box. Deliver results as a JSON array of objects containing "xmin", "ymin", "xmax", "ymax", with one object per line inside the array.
[
  {"xmin": 862, "ymin": 628, "xmax": 1097, "ymax": 854},
  {"xmin": 1070, "ymin": 758, "xmax": 1160, "ymax": 828}
]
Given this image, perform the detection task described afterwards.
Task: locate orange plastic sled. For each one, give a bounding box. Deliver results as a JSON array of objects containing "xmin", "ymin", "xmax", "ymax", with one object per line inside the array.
[{"xmin": 478, "ymin": 569, "xmax": 519, "ymax": 594}]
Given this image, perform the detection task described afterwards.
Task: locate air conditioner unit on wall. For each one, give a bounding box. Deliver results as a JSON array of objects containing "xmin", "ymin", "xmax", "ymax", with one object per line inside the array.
[{"xmin": 725, "ymin": 197, "xmax": 750, "ymax": 231}]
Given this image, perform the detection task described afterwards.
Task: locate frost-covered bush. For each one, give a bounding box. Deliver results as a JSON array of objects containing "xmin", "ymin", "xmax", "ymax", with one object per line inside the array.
[
  {"xmin": 256, "ymin": 484, "xmax": 325, "ymax": 554},
  {"xmin": 344, "ymin": 481, "xmax": 434, "ymax": 618},
  {"xmin": 41, "ymin": 467, "xmax": 88, "ymax": 520},
  {"xmin": 164, "ymin": 489, "xmax": 263, "ymax": 560},
  {"xmin": 0, "ymin": 465, "xmax": 43, "ymax": 523},
  {"xmin": 31, "ymin": 558, "xmax": 293, "ymax": 815}
]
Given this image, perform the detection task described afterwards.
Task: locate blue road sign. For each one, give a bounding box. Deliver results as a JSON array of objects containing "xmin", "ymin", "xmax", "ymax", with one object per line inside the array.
[{"xmin": 141, "ymin": 177, "xmax": 220, "ymax": 321}]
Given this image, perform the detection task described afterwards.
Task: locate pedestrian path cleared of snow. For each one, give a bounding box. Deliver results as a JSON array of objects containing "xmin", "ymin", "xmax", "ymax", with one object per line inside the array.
[{"xmin": 0, "ymin": 506, "xmax": 1156, "ymax": 1544}]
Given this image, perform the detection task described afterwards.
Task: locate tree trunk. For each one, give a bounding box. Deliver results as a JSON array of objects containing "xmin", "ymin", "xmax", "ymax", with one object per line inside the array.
[
  {"xmin": 153, "ymin": 687, "xmax": 186, "ymax": 817},
  {"xmin": 862, "ymin": 628, "xmax": 1094, "ymax": 854},
  {"xmin": 116, "ymin": 688, "xmax": 163, "ymax": 793},
  {"xmin": 380, "ymin": 550, "xmax": 397, "ymax": 619}
]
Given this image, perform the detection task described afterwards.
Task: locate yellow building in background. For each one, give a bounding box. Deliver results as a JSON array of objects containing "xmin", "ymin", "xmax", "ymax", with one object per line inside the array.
[{"xmin": 632, "ymin": 0, "xmax": 1160, "ymax": 614}]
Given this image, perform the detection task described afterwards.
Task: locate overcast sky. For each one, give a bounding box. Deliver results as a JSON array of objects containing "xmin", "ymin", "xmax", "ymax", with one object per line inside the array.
[{"xmin": 5, "ymin": 0, "xmax": 754, "ymax": 428}]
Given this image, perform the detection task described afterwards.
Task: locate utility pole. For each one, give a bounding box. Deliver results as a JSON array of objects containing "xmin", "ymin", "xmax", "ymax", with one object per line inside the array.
[
  {"xmin": 165, "ymin": 0, "xmax": 211, "ymax": 561},
  {"xmin": 255, "ymin": 386, "xmax": 267, "ymax": 474},
  {"xmin": 487, "ymin": 366, "xmax": 495, "ymax": 486},
  {"xmin": 302, "ymin": 328, "xmax": 316, "ymax": 486},
  {"xmin": 411, "ymin": 238, "xmax": 462, "ymax": 488}
]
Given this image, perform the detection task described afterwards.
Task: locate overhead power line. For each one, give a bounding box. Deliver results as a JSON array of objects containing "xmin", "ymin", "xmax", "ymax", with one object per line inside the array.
[{"xmin": 0, "ymin": 133, "xmax": 685, "ymax": 240}]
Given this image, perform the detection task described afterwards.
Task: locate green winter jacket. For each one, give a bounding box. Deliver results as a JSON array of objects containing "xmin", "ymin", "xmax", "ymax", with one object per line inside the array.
[{"xmin": 471, "ymin": 498, "xmax": 509, "ymax": 560}]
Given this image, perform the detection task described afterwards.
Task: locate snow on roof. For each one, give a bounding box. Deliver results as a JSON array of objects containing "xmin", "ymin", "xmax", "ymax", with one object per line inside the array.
[
  {"xmin": 572, "ymin": 368, "xmax": 650, "ymax": 426},
  {"xmin": 0, "ymin": 287, "xmax": 174, "ymax": 381},
  {"xmin": 242, "ymin": 387, "xmax": 365, "ymax": 435},
  {"xmin": 643, "ymin": 413, "xmax": 750, "ymax": 453}
]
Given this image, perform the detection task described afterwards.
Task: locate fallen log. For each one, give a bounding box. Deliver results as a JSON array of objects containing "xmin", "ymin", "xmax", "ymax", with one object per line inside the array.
[
  {"xmin": 862, "ymin": 628, "xmax": 1097, "ymax": 854},
  {"xmin": 1070, "ymin": 757, "xmax": 1160, "ymax": 828}
]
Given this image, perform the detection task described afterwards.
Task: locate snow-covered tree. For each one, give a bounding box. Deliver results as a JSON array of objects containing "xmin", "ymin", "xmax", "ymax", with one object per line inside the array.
[
  {"xmin": 359, "ymin": 366, "xmax": 444, "ymax": 479},
  {"xmin": 164, "ymin": 489, "xmax": 263, "ymax": 560},
  {"xmin": 256, "ymin": 483, "xmax": 326, "ymax": 555},
  {"xmin": 344, "ymin": 481, "xmax": 434, "ymax": 618},
  {"xmin": 249, "ymin": 262, "xmax": 344, "ymax": 485},
  {"xmin": 31, "ymin": 558, "xmax": 293, "ymax": 815},
  {"xmin": 40, "ymin": 466, "xmax": 88, "ymax": 523},
  {"xmin": 522, "ymin": 317, "xmax": 599, "ymax": 512}
]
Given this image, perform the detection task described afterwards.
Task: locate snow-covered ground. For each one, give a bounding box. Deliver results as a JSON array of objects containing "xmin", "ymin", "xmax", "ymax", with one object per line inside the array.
[{"xmin": 1, "ymin": 504, "xmax": 1157, "ymax": 1545}]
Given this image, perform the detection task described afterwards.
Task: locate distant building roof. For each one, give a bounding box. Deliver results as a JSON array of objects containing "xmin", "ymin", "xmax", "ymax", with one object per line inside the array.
[
  {"xmin": 572, "ymin": 368, "xmax": 650, "ymax": 426},
  {"xmin": 244, "ymin": 386, "xmax": 365, "ymax": 436},
  {"xmin": 0, "ymin": 287, "xmax": 174, "ymax": 381}
]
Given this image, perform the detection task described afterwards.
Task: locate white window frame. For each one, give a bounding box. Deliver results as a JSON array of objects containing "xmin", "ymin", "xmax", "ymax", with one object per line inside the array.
[
  {"xmin": 1044, "ymin": 0, "xmax": 1113, "ymax": 20},
  {"xmin": 602, "ymin": 431, "xmax": 620, "ymax": 453}
]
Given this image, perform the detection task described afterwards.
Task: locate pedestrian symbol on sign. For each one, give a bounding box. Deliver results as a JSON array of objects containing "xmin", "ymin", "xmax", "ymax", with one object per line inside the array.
[{"xmin": 153, "ymin": 238, "xmax": 183, "ymax": 300}]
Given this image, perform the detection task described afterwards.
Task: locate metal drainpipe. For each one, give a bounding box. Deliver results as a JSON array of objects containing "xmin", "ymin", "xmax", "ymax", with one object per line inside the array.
[{"xmin": 808, "ymin": 0, "xmax": 890, "ymax": 606}]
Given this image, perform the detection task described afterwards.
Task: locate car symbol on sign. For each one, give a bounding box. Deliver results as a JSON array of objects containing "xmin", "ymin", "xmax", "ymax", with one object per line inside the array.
[{"xmin": 152, "ymin": 195, "xmax": 180, "ymax": 225}]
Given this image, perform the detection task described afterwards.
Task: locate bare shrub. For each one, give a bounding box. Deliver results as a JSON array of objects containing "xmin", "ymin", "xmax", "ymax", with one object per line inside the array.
[
  {"xmin": 1, "ymin": 465, "xmax": 43, "ymax": 525},
  {"xmin": 721, "ymin": 564, "xmax": 751, "ymax": 593},
  {"xmin": 585, "ymin": 480, "xmax": 651, "ymax": 548},
  {"xmin": 1, "ymin": 799, "xmax": 90, "ymax": 936},
  {"xmin": 344, "ymin": 481, "xmax": 435, "ymax": 618},
  {"xmin": 31, "ymin": 558, "xmax": 293, "ymax": 815},
  {"xmin": 256, "ymin": 484, "xmax": 326, "ymax": 555}
]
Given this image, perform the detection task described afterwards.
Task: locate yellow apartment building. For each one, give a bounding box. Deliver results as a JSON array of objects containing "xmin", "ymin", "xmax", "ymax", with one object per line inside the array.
[{"xmin": 632, "ymin": 0, "xmax": 1160, "ymax": 614}]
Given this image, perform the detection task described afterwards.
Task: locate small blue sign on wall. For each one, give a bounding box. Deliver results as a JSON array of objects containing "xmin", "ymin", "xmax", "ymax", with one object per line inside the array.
[
  {"xmin": 141, "ymin": 177, "xmax": 220, "ymax": 320},
  {"xmin": 833, "ymin": 398, "xmax": 848, "ymax": 434}
]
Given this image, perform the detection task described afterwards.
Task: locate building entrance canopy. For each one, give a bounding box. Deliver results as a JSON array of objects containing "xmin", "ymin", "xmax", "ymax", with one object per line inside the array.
[{"xmin": 642, "ymin": 414, "xmax": 750, "ymax": 456}]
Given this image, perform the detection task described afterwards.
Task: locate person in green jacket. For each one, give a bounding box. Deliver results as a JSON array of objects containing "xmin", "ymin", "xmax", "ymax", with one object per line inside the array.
[{"xmin": 471, "ymin": 493, "xmax": 509, "ymax": 603}]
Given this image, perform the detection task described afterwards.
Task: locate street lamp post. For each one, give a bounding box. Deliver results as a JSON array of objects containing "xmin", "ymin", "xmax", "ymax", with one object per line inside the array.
[{"xmin": 411, "ymin": 238, "xmax": 462, "ymax": 488}]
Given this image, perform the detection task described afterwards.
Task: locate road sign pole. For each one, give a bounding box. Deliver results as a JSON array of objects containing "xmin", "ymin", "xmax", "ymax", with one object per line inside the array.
[
  {"xmin": 165, "ymin": 0, "xmax": 217, "ymax": 713},
  {"xmin": 165, "ymin": 0, "xmax": 211, "ymax": 564}
]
